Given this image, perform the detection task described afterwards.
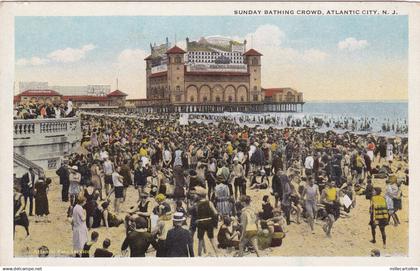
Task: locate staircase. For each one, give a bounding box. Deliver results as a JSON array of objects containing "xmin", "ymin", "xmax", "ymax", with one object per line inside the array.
[{"xmin": 13, "ymin": 152, "xmax": 44, "ymax": 177}]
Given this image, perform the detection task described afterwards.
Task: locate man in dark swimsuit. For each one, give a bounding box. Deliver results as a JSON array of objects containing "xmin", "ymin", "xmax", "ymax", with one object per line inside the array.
[{"xmin": 121, "ymin": 217, "xmax": 158, "ymax": 257}]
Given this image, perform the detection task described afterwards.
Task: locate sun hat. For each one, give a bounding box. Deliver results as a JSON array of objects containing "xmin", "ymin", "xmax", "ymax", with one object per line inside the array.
[
  {"xmin": 173, "ymin": 212, "xmax": 186, "ymax": 222},
  {"xmin": 155, "ymin": 193, "xmax": 166, "ymax": 203}
]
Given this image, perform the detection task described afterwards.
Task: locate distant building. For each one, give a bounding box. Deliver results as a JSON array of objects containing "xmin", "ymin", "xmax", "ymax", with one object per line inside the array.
[
  {"xmin": 15, "ymin": 89, "xmax": 62, "ymax": 105},
  {"xmin": 14, "ymin": 89, "xmax": 127, "ymax": 108},
  {"xmin": 18, "ymin": 81, "xmax": 111, "ymax": 96},
  {"xmin": 49, "ymin": 85, "xmax": 111, "ymax": 96},
  {"xmin": 19, "ymin": 81, "xmax": 49, "ymax": 92},
  {"xmin": 263, "ymin": 88, "xmax": 303, "ymax": 103}
]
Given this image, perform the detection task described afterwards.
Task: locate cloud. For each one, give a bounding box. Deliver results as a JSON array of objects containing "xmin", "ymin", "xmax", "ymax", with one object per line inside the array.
[
  {"xmin": 243, "ymin": 24, "xmax": 285, "ymax": 48},
  {"xmin": 47, "ymin": 44, "xmax": 96, "ymax": 63},
  {"xmin": 338, "ymin": 37, "xmax": 369, "ymax": 51},
  {"xmin": 230, "ymin": 25, "xmax": 329, "ymax": 90},
  {"xmin": 16, "ymin": 44, "xmax": 97, "ymax": 66},
  {"xmin": 235, "ymin": 25, "xmax": 327, "ymax": 64},
  {"xmin": 115, "ymin": 48, "xmax": 148, "ymax": 98},
  {"xmin": 302, "ymin": 49, "xmax": 329, "ymax": 62},
  {"xmin": 16, "ymin": 57, "xmax": 49, "ymax": 66}
]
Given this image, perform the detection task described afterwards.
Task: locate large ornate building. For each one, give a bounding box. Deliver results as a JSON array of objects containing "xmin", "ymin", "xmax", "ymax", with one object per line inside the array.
[{"xmin": 144, "ymin": 37, "xmax": 303, "ymax": 110}]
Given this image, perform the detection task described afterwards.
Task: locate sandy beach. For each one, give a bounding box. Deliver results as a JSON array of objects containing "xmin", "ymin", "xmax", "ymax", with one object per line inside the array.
[{"xmin": 13, "ymin": 159, "xmax": 408, "ymax": 258}]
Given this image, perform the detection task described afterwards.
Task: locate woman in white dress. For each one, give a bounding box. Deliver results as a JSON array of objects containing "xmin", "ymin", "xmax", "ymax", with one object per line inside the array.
[{"xmin": 72, "ymin": 195, "xmax": 88, "ymax": 257}]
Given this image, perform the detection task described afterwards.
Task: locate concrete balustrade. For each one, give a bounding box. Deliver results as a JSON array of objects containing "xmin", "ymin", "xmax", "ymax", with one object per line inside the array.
[{"xmin": 13, "ymin": 117, "xmax": 82, "ymax": 171}]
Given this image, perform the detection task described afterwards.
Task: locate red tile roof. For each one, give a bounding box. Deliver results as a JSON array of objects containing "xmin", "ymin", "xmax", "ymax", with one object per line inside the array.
[
  {"xmin": 107, "ymin": 89, "xmax": 127, "ymax": 97},
  {"xmin": 263, "ymin": 88, "xmax": 284, "ymax": 97},
  {"xmin": 243, "ymin": 49, "xmax": 263, "ymax": 56},
  {"xmin": 62, "ymin": 95, "xmax": 109, "ymax": 102},
  {"xmin": 166, "ymin": 45, "xmax": 186, "ymax": 54},
  {"xmin": 149, "ymin": 72, "xmax": 167, "ymax": 78},
  {"xmin": 19, "ymin": 89, "xmax": 62, "ymax": 97}
]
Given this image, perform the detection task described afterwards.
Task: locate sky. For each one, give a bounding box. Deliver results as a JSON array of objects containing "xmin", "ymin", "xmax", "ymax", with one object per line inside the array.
[{"xmin": 15, "ymin": 16, "xmax": 408, "ymax": 101}]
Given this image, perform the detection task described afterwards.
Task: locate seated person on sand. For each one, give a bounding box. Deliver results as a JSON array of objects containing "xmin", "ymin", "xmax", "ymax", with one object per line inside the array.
[
  {"xmin": 125, "ymin": 191, "xmax": 154, "ymax": 233},
  {"xmin": 267, "ymin": 216, "xmax": 286, "ymax": 248},
  {"xmin": 272, "ymin": 208, "xmax": 288, "ymax": 233},
  {"xmin": 257, "ymin": 214, "xmax": 288, "ymax": 250},
  {"xmin": 217, "ymin": 216, "xmax": 240, "ymax": 250},
  {"xmin": 371, "ymin": 164, "xmax": 392, "ymax": 179},
  {"xmin": 95, "ymin": 201, "xmax": 124, "ymax": 228},
  {"xmin": 259, "ymin": 195, "xmax": 274, "ymax": 221},
  {"xmin": 250, "ymin": 171, "xmax": 268, "ymax": 190},
  {"xmin": 257, "ymin": 220, "xmax": 273, "ymax": 250},
  {"xmin": 152, "ymin": 194, "xmax": 171, "ymax": 216}
]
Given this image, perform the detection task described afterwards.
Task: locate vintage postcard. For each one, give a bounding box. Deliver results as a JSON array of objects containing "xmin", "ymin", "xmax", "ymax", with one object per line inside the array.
[{"xmin": 0, "ymin": 1, "xmax": 419, "ymax": 268}]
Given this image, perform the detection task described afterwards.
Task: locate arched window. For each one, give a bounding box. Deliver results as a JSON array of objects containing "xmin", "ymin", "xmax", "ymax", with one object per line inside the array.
[
  {"xmin": 228, "ymin": 96, "xmax": 233, "ymax": 102},
  {"xmin": 216, "ymin": 97, "xmax": 221, "ymax": 102},
  {"xmin": 252, "ymin": 58, "xmax": 258, "ymax": 65},
  {"xmin": 253, "ymin": 95, "xmax": 258, "ymax": 101},
  {"xmin": 176, "ymin": 85, "xmax": 180, "ymax": 91},
  {"xmin": 240, "ymin": 97, "xmax": 244, "ymax": 102},
  {"xmin": 203, "ymin": 97, "xmax": 208, "ymax": 102},
  {"xmin": 190, "ymin": 96, "xmax": 194, "ymax": 102},
  {"xmin": 175, "ymin": 56, "xmax": 181, "ymax": 64}
]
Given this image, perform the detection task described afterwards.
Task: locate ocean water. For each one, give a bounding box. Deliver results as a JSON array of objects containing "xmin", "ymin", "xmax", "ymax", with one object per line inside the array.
[
  {"xmin": 189, "ymin": 101, "xmax": 408, "ymax": 136},
  {"xmin": 303, "ymin": 101, "xmax": 408, "ymax": 120}
]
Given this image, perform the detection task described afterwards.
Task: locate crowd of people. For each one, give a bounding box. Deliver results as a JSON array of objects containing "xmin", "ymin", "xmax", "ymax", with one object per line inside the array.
[
  {"xmin": 13, "ymin": 111, "xmax": 408, "ymax": 257},
  {"xmin": 186, "ymin": 113, "xmax": 408, "ymax": 135},
  {"xmin": 14, "ymin": 99, "xmax": 77, "ymax": 120}
]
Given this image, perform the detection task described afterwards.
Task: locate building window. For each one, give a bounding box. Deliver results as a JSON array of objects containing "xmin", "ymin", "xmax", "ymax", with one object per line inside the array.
[
  {"xmin": 228, "ymin": 96, "xmax": 233, "ymax": 102},
  {"xmin": 253, "ymin": 86, "xmax": 257, "ymax": 91},
  {"xmin": 240, "ymin": 97, "xmax": 244, "ymax": 102},
  {"xmin": 175, "ymin": 95, "xmax": 181, "ymax": 102},
  {"xmin": 216, "ymin": 96, "xmax": 221, "ymax": 102},
  {"xmin": 253, "ymin": 95, "xmax": 258, "ymax": 101},
  {"xmin": 190, "ymin": 96, "xmax": 194, "ymax": 102},
  {"xmin": 176, "ymin": 85, "xmax": 180, "ymax": 91},
  {"xmin": 203, "ymin": 97, "xmax": 208, "ymax": 102},
  {"xmin": 175, "ymin": 56, "xmax": 181, "ymax": 64},
  {"xmin": 252, "ymin": 58, "xmax": 258, "ymax": 65},
  {"xmin": 177, "ymin": 66, "xmax": 180, "ymax": 70}
]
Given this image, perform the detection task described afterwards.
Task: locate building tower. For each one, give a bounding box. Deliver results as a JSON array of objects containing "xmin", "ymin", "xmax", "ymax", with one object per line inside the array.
[
  {"xmin": 243, "ymin": 48, "xmax": 263, "ymax": 102},
  {"xmin": 144, "ymin": 54, "xmax": 153, "ymax": 99},
  {"xmin": 166, "ymin": 45, "xmax": 186, "ymax": 104}
]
